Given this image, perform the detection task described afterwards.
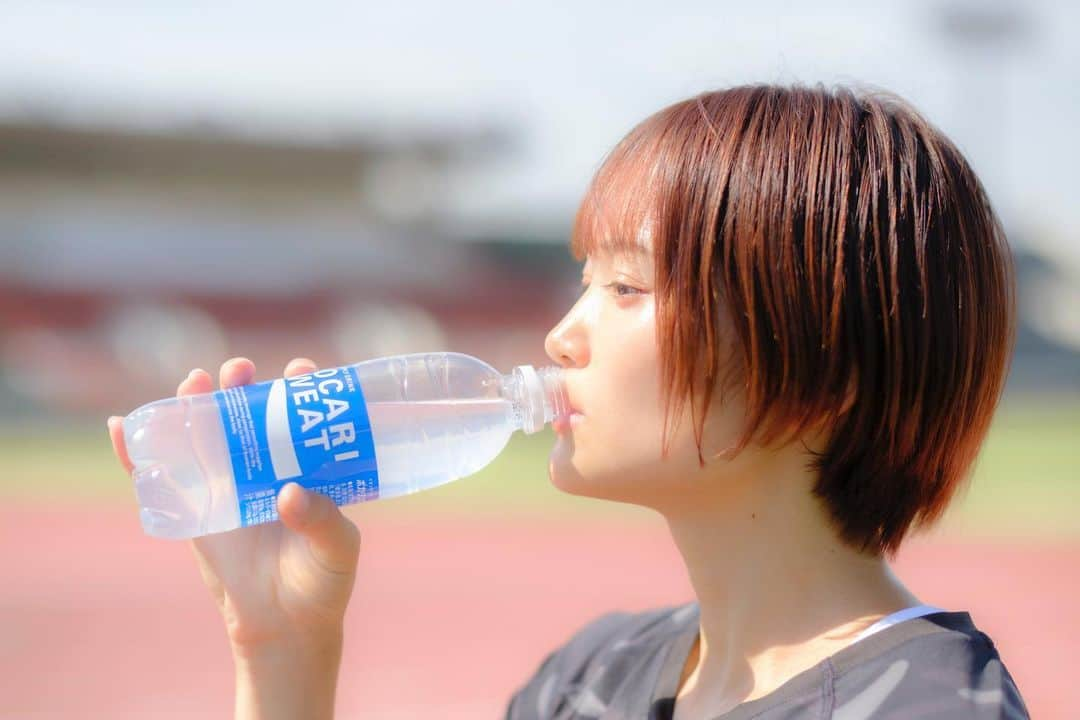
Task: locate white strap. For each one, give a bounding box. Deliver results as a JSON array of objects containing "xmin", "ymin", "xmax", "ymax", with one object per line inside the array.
[{"xmin": 853, "ymin": 604, "xmax": 946, "ymax": 643}]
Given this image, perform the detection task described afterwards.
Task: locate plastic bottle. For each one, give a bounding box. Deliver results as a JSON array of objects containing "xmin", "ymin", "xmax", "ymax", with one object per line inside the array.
[{"xmin": 122, "ymin": 351, "xmax": 568, "ymax": 539}]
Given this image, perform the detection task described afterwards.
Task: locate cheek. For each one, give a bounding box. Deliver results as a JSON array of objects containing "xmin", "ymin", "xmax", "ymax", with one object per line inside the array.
[
  {"xmin": 548, "ymin": 313, "xmax": 665, "ymax": 491},
  {"xmin": 593, "ymin": 315, "xmax": 663, "ymax": 447},
  {"xmin": 547, "ymin": 364, "xmax": 755, "ymax": 504},
  {"xmin": 546, "ymin": 299, "xmax": 757, "ymax": 502},
  {"xmin": 548, "ymin": 400, "xmax": 754, "ymax": 510},
  {"xmin": 546, "ymin": 398, "xmax": 703, "ymax": 504}
]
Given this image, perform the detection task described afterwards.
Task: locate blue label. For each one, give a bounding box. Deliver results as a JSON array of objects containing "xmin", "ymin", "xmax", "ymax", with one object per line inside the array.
[{"xmin": 211, "ymin": 365, "xmax": 379, "ymax": 527}]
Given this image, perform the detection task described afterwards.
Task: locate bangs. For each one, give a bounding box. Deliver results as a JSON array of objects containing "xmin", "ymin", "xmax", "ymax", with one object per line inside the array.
[{"xmin": 569, "ymin": 117, "xmax": 668, "ymax": 263}]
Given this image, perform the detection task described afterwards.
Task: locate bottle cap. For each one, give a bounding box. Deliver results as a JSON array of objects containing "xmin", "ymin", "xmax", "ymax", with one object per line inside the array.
[{"xmin": 513, "ymin": 365, "xmax": 546, "ymax": 434}]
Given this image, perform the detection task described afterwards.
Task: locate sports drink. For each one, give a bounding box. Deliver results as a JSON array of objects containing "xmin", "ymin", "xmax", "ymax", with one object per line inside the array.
[{"xmin": 121, "ymin": 351, "xmax": 568, "ymax": 539}]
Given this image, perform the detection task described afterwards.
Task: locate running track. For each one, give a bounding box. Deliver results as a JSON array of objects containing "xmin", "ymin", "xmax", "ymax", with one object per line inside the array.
[{"xmin": 1, "ymin": 504, "xmax": 1074, "ymax": 718}]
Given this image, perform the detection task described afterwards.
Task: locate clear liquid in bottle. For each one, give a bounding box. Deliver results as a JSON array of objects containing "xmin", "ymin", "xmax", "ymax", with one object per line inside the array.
[{"xmin": 122, "ymin": 352, "xmax": 568, "ymax": 539}]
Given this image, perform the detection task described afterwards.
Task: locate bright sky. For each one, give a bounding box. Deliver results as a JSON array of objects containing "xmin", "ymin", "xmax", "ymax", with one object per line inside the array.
[{"xmin": 1, "ymin": 0, "xmax": 1076, "ymax": 263}]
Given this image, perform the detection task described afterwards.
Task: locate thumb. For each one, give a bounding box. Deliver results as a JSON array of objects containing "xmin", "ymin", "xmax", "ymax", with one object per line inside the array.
[{"xmin": 276, "ymin": 482, "xmax": 361, "ymax": 575}]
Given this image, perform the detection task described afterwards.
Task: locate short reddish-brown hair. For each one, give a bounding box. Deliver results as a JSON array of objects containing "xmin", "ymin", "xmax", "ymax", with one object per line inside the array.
[{"xmin": 571, "ymin": 84, "xmax": 1016, "ymax": 557}]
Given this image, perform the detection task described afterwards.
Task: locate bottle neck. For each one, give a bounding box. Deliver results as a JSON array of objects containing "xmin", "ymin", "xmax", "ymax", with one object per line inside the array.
[{"xmin": 500, "ymin": 365, "xmax": 569, "ymax": 434}]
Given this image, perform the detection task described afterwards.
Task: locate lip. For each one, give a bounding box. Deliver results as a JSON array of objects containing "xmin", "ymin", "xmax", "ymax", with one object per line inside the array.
[
  {"xmin": 565, "ymin": 392, "xmax": 583, "ymax": 417},
  {"xmin": 554, "ymin": 383, "xmax": 582, "ymax": 434},
  {"xmin": 553, "ymin": 410, "xmax": 584, "ymax": 435}
]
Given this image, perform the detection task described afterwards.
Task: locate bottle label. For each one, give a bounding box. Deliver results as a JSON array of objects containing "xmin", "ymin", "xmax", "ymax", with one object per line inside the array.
[{"xmin": 211, "ymin": 365, "xmax": 379, "ymax": 527}]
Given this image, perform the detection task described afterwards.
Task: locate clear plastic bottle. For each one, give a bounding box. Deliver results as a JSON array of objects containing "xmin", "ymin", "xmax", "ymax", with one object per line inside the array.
[{"xmin": 122, "ymin": 351, "xmax": 568, "ymax": 539}]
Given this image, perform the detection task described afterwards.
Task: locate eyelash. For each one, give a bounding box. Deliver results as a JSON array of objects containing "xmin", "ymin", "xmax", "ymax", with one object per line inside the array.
[
  {"xmin": 579, "ymin": 280, "xmax": 641, "ymax": 298},
  {"xmin": 604, "ymin": 282, "xmax": 641, "ymax": 297}
]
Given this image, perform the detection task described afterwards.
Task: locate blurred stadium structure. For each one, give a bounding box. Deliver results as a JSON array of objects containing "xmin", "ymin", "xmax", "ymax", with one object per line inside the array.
[
  {"xmin": 0, "ymin": 0, "xmax": 1078, "ymax": 424},
  {"xmin": 0, "ymin": 118, "xmax": 581, "ymax": 420},
  {"xmin": 0, "ymin": 113, "xmax": 1076, "ymax": 422}
]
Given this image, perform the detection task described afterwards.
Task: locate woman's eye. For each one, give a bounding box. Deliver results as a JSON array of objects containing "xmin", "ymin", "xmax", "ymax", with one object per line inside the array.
[{"xmin": 604, "ymin": 282, "xmax": 641, "ymax": 297}]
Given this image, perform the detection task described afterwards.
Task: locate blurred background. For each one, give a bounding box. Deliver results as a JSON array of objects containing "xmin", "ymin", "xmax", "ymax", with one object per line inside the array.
[{"xmin": 0, "ymin": 1, "xmax": 1076, "ymax": 718}]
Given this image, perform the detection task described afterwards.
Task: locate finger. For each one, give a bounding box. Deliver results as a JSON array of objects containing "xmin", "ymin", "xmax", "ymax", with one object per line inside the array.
[
  {"xmin": 219, "ymin": 357, "xmax": 256, "ymax": 390},
  {"xmin": 284, "ymin": 357, "xmax": 318, "ymax": 378},
  {"xmin": 177, "ymin": 367, "xmax": 215, "ymax": 398},
  {"xmin": 111, "ymin": 367, "xmax": 214, "ymax": 475},
  {"xmin": 276, "ymin": 482, "xmax": 361, "ymax": 575},
  {"xmin": 106, "ymin": 416, "xmax": 134, "ymax": 474}
]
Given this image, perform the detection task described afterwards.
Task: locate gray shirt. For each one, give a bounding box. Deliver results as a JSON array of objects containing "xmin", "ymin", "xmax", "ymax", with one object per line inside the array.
[{"xmin": 505, "ymin": 602, "xmax": 1029, "ymax": 719}]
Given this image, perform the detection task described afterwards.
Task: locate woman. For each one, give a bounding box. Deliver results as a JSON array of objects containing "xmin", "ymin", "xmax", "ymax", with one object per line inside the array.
[{"xmin": 107, "ymin": 84, "xmax": 1029, "ymax": 719}]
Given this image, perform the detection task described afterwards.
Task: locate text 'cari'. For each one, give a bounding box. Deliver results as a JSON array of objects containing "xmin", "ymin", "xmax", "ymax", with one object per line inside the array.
[{"xmin": 286, "ymin": 368, "xmax": 360, "ymax": 463}]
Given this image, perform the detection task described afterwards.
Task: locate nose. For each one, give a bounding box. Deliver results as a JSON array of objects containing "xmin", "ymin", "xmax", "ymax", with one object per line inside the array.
[{"xmin": 544, "ymin": 309, "xmax": 589, "ymax": 369}]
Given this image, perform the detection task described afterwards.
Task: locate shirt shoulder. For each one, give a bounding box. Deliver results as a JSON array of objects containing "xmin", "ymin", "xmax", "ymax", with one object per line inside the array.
[
  {"xmin": 504, "ymin": 603, "xmax": 695, "ymax": 720},
  {"xmin": 827, "ymin": 612, "xmax": 1030, "ymax": 719}
]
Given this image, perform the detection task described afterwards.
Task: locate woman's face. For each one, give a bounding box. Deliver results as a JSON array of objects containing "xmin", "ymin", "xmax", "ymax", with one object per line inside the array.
[{"xmin": 543, "ymin": 245, "xmax": 755, "ymax": 511}]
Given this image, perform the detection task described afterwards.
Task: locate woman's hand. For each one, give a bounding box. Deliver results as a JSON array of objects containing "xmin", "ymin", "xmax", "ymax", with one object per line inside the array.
[{"xmin": 107, "ymin": 357, "xmax": 363, "ymax": 719}]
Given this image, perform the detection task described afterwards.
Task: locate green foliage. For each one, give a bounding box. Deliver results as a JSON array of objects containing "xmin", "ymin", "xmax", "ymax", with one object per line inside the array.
[{"xmin": 2, "ymin": 397, "xmax": 1077, "ymax": 537}]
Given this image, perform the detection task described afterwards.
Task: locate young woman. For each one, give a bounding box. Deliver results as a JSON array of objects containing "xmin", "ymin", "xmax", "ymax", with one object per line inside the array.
[{"xmin": 108, "ymin": 83, "xmax": 1029, "ymax": 719}]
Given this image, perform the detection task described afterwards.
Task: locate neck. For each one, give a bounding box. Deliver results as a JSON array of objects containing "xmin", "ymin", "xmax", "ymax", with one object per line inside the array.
[{"xmin": 658, "ymin": 453, "xmax": 921, "ymax": 717}]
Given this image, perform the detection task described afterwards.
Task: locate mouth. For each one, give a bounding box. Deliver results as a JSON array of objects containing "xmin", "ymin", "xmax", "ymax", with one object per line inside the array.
[{"xmin": 554, "ymin": 405, "xmax": 584, "ymax": 435}]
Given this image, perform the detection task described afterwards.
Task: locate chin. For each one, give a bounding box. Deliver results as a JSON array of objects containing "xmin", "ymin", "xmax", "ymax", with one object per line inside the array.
[
  {"xmin": 546, "ymin": 444, "xmax": 658, "ymax": 506},
  {"xmin": 546, "ymin": 442, "xmax": 588, "ymax": 495}
]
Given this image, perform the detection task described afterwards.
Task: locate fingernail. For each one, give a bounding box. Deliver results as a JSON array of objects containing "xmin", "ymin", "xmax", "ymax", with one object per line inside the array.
[{"xmin": 295, "ymin": 485, "xmax": 311, "ymax": 514}]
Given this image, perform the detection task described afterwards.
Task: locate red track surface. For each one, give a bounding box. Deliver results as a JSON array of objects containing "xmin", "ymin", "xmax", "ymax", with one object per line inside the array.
[{"xmin": 1, "ymin": 504, "xmax": 1074, "ymax": 718}]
